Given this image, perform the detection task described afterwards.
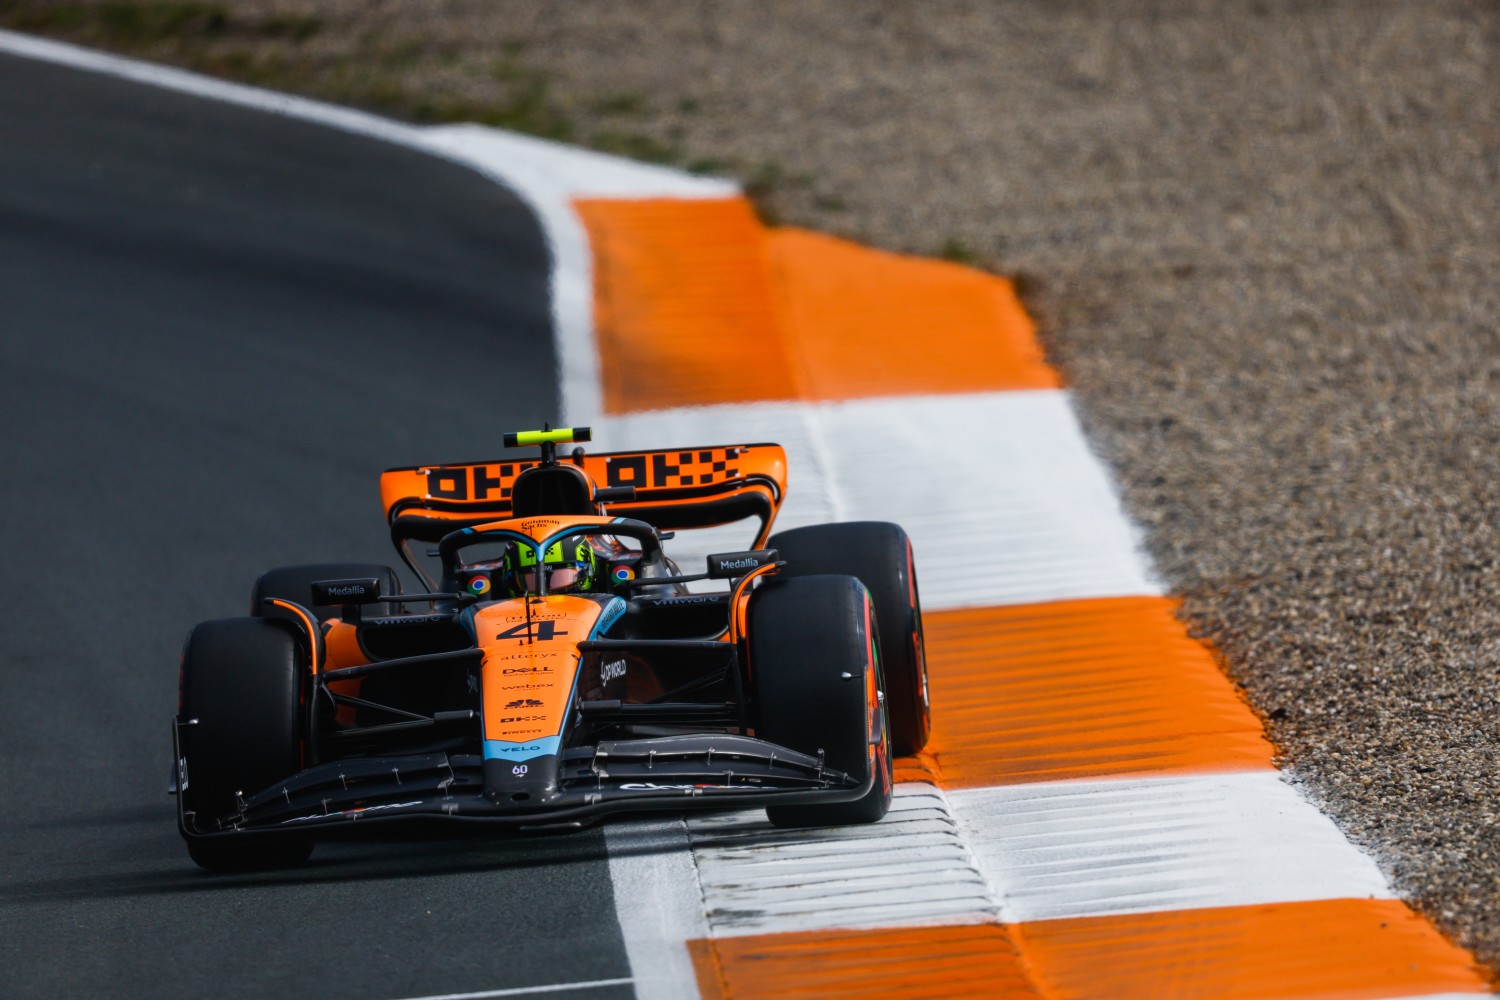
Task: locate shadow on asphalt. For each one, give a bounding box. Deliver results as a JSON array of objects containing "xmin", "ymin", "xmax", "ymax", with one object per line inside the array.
[
  {"xmin": 3, "ymin": 811, "xmax": 706, "ymax": 903},
  {"xmin": 18, "ymin": 803, "xmax": 171, "ymax": 829}
]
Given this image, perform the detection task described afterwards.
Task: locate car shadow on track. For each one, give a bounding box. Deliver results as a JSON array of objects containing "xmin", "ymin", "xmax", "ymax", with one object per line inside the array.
[
  {"xmin": 7, "ymin": 829, "xmax": 607, "ymax": 902},
  {"xmin": 16, "ymin": 803, "xmax": 172, "ymax": 830},
  {"xmin": 2, "ymin": 812, "xmax": 707, "ymax": 904}
]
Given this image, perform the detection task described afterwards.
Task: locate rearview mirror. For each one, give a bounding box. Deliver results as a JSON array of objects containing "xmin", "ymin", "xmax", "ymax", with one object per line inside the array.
[
  {"xmin": 705, "ymin": 550, "xmax": 779, "ymax": 580},
  {"xmin": 311, "ymin": 578, "xmax": 382, "ymax": 606}
]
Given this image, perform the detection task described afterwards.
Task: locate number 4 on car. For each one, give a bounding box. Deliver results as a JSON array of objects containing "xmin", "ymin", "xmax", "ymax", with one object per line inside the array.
[{"xmin": 172, "ymin": 427, "xmax": 929, "ymax": 871}]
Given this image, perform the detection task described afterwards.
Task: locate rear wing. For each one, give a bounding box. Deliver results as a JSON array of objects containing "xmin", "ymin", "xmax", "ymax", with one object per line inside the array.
[{"xmin": 379, "ymin": 443, "xmax": 788, "ymax": 548}]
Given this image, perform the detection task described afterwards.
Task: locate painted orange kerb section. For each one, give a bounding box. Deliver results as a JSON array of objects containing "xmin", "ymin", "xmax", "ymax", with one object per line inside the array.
[
  {"xmin": 918, "ymin": 596, "xmax": 1275, "ymax": 786},
  {"xmin": 1018, "ymin": 898, "xmax": 1490, "ymax": 999},
  {"xmin": 689, "ymin": 924, "xmax": 1036, "ymax": 1000},
  {"xmin": 768, "ymin": 226, "xmax": 1057, "ymax": 400},
  {"xmin": 573, "ymin": 198, "xmax": 795, "ymax": 411},
  {"xmin": 689, "ymin": 899, "xmax": 1488, "ymax": 999},
  {"xmin": 573, "ymin": 197, "xmax": 1057, "ymax": 414}
]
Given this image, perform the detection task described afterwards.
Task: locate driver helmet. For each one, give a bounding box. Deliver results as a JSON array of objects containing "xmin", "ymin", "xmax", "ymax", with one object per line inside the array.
[{"xmin": 502, "ymin": 537, "xmax": 599, "ymax": 595}]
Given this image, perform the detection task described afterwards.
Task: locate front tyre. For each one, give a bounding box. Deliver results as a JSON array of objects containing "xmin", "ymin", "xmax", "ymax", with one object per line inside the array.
[
  {"xmin": 767, "ymin": 522, "xmax": 931, "ymax": 755},
  {"xmin": 178, "ymin": 617, "xmax": 312, "ymax": 871},
  {"xmin": 748, "ymin": 575, "xmax": 893, "ymax": 828}
]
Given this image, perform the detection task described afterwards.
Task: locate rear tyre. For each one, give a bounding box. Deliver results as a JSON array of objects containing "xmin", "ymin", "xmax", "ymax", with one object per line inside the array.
[
  {"xmin": 749, "ymin": 575, "xmax": 893, "ymax": 828},
  {"xmin": 767, "ymin": 522, "xmax": 931, "ymax": 755},
  {"xmin": 178, "ymin": 617, "xmax": 312, "ymax": 872},
  {"xmin": 252, "ymin": 562, "xmax": 402, "ymax": 621}
]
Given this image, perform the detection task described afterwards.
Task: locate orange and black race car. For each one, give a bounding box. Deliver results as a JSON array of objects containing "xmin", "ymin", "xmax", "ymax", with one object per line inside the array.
[{"xmin": 173, "ymin": 427, "xmax": 930, "ymax": 871}]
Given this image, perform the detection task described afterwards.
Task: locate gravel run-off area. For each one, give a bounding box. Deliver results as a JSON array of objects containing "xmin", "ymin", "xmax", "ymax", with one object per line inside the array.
[{"xmin": 8, "ymin": 0, "xmax": 1500, "ymax": 972}]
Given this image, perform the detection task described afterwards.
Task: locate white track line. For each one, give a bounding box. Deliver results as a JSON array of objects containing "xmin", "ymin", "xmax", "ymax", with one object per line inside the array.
[
  {"xmin": 395, "ymin": 979, "xmax": 634, "ymax": 1000},
  {"xmin": 603, "ymin": 817, "xmax": 711, "ymax": 1000}
]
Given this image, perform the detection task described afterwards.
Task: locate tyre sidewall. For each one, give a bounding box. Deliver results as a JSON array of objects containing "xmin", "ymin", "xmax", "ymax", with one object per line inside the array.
[
  {"xmin": 179, "ymin": 617, "xmax": 304, "ymax": 829},
  {"xmin": 748, "ymin": 575, "xmax": 892, "ymax": 827},
  {"xmin": 767, "ymin": 522, "xmax": 930, "ymax": 755}
]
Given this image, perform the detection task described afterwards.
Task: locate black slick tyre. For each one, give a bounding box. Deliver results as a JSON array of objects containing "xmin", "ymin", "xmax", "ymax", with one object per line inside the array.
[
  {"xmin": 252, "ymin": 562, "xmax": 402, "ymax": 621},
  {"xmin": 767, "ymin": 522, "xmax": 931, "ymax": 755},
  {"xmin": 748, "ymin": 575, "xmax": 893, "ymax": 828},
  {"xmin": 178, "ymin": 617, "xmax": 312, "ymax": 871}
]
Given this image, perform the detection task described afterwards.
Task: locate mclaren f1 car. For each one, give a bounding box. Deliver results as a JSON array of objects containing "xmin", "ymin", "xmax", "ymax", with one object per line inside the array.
[{"xmin": 172, "ymin": 427, "xmax": 930, "ymax": 871}]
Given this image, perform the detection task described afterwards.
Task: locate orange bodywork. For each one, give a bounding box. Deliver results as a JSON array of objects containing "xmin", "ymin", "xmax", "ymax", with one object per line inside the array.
[
  {"xmin": 317, "ymin": 532, "xmax": 621, "ymax": 752},
  {"xmin": 315, "ymin": 514, "xmax": 653, "ymax": 762},
  {"xmin": 470, "ymin": 513, "xmax": 621, "ymax": 544},
  {"xmin": 322, "ymin": 620, "xmax": 368, "ymax": 726},
  {"xmin": 473, "ymin": 595, "xmax": 607, "ymax": 748},
  {"xmin": 324, "ymin": 620, "xmax": 366, "ymax": 668}
]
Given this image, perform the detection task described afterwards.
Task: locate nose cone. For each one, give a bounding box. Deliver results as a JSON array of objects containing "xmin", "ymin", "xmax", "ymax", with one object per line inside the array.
[{"xmin": 483, "ymin": 753, "xmax": 561, "ymax": 805}]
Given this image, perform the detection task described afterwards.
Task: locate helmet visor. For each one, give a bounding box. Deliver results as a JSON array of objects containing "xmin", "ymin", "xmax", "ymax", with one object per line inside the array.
[
  {"xmin": 543, "ymin": 566, "xmax": 584, "ymax": 590},
  {"xmin": 512, "ymin": 564, "xmax": 584, "ymax": 593}
]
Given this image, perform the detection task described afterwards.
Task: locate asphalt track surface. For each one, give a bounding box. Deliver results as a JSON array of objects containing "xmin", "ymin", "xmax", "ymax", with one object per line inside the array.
[{"xmin": 0, "ymin": 55, "xmax": 635, "ymax": 999}]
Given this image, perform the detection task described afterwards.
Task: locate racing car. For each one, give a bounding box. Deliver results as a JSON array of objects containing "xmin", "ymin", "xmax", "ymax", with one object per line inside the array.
[{"xmin": 173, "ymin": 427, "xmax": 930, "ymax": 871}]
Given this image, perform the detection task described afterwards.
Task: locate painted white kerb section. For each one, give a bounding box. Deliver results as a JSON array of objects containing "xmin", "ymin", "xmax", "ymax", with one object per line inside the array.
[
  {"xmin": 602, "ymin": 818, "xmax": 711, "ymax": 1000},
  {"xmin": 670, "ymin": 770, "xmax": 1397, "ymax": 939},
  {"xmin": 686, "ymin": 783, "xmax": 1000, "ymax": 937},
  {"xmin": 601, "ymin": 391, "xmax": 1163, "ymax": 608},
  {"xmin": 948, "ymin": 770, "xmax": 1394, "ymax": 923}
]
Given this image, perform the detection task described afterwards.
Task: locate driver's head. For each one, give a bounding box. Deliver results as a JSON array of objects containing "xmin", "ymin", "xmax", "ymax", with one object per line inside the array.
[{"xmin": 502, "ymin": 537, "xmax": 598, "ymax": 595}]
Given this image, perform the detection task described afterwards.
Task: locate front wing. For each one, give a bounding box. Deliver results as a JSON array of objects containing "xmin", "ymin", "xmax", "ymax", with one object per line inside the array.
[{"xmin": 175, "ymin": 729, "xmax": 872, "ymax": 840}]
